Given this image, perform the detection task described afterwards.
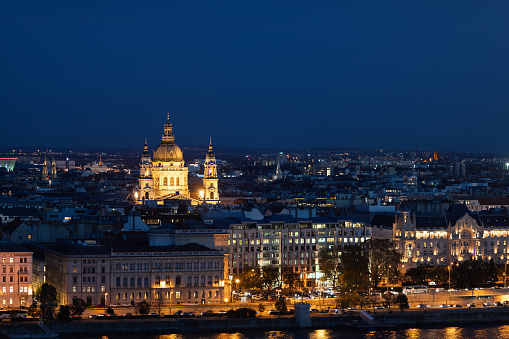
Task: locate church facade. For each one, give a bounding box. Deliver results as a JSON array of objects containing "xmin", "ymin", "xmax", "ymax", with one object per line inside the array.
[{"xmin": 134, "ymin": 115, "xmax": 219, "ymax": 205}]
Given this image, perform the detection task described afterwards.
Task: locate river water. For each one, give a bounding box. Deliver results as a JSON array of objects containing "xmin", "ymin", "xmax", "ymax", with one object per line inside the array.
[{"xmin": 61, "ymin": 324, "xmax": 509, "ymax": 339}]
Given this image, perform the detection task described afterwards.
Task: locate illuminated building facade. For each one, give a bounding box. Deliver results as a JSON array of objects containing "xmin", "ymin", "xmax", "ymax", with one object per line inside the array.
[
  {"xmin": 394, "ymin": 204, "xmax": 509, "ymax": 270},
  {"xmin": 203, "ymin": 138, "xmax": 219, "ymax": 205},
  {"xmin": 134, "ymin": 114, "xmax": 220, "ymax": 205},
  {"xmin": 46, "ymin": 243, "xmax": 227, "ymax": 307},
  {"xmin": 222, "ymin": 216, "xmax": 383, "ymax": 289},
  {"xmin": 0, "ymin": 242, "xmax": 33, "ymax": 308}
]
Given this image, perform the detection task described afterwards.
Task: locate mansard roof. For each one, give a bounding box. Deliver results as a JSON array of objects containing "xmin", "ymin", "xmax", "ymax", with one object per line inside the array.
[
  {"xmin": 478, "ymin": 214, "xmax": 509, "ymax": 228},
  {"xmin": 446, "ymin": 204, "xmax": 480, "ymax": 226},
  {"xmin": 0, "ymin": 241, "xmax": 32, "ymax": 253},
  {"xmin": 415, "ymin": 215, "xmax": 448, "ymax": 229},
  {"xmin": 371, "ymin": 214, "xmax": 395, "ymax": 228}
]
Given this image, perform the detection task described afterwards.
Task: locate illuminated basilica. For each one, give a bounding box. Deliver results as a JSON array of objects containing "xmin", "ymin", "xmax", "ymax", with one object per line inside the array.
[{"xmin": 133, "ymin": 114, "xmax": 218, "ymax": 205}]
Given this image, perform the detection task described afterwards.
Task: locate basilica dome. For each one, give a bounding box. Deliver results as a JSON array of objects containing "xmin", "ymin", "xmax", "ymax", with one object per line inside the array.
[{"xmin": 153, "ymin": 142, "xmax": 184, "ymax": 162}]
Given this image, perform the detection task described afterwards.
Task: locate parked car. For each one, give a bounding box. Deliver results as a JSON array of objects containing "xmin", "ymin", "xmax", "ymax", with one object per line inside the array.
[
  {"xmin": 494, "ymin": 302, "xmax": 503, "ymax": 306},
  {"xmin": 416, "ymin": 304, "xmax": 427, "ymax": 308},
  {"xmin": 467, "ymin": 303, "xmax": 476, "ymax": 308},
  {"xmin": 454, "ymin": 304, "xmax": 463, "ymax": 308},
  {"xmin": 483, "ymin": 302, "xmax": 493, "ymax": 307},
  {"xmin": 375, "ymin": 306, "xmax": 384, "ymax": 310},
  {"xmin": 268, "ymin": 309, "xmax": 280, "ymax": 315}
]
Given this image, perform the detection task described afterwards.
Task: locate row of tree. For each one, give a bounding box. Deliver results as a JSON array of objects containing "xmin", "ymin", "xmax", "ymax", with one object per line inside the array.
[
  {"xmin": 404, "ymin": 258, "xmax": 498, "ymax": 288},
  {"xmin": 30, "ymin": 283, "xmax": 153, "ymax": 320},
  {"xmin": 238, "ymin": 266, "xmax": 301, "ymax": 292},
  {"xmin": 318, "ymin": 239, "xmax": 402, "ymax": 290}
]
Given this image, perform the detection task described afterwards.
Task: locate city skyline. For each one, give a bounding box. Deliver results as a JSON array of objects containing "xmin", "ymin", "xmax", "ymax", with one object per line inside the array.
[{"xmin": 2, "ymin": 2, "xmax": 509, "ymax": 153}]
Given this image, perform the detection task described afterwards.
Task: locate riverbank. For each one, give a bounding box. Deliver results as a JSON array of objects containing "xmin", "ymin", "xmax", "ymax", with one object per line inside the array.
[{"xmin": 2, "ymin": 309, "xmax": 509, "ymax": 337}]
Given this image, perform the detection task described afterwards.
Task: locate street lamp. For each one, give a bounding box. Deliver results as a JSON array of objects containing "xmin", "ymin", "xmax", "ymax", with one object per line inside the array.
[
  {"xmin": 386, "ymin": 265, "xmax": 391, "ymax": 293},
  {"xmin": 504, "ymin": 260, "xmax": 507, "ymax": 288},
  {"xmin": 104, "ymin": 293, "xmax": 108, "ymax": 310}
]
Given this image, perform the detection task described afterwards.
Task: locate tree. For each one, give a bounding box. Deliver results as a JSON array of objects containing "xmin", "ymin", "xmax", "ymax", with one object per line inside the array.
[
  {"xmin": 35, "ymin": 283, "xmax": 58, "ymax": 320},
  {"xmin": 153, "ymin": 293, "xmax": 164, "ymax": 315},
  {"xmin": 318, "ymin": 245, "xmax": 342, "ymax": 288},
  {"xmin": 70, "ymin": 298, "xmax": 86, "ymax": 317},
  {"xmin": 336, "ymin": 291, "xmax": 360, "ymax": 309},
  {"xmin": 27, "ymin": 304, "xmax": 41, "ymax": 318},
  {"xmin": 339, "ymin": 245, "xmax": 369, "ymax": 289},
  {"xmin": 404, "ymin": 266, "xmax": 428, "ymax": 285},
  {"xmin": 258, "ymin": 303, "xmax": 265, "ymax": 315},
  {"xmin": 240, "ymin": 267, "xmax": 262, "ymax": 290},
  {"xmin": 364, "ymin": 239, "xmax": 402, "ymax": 289},
  {"xmin": 261, "ymin": 266, "xmax": 280, "ymax": 291},
  {"xmin": 136, "ymin": 300, "xmax": 151, "ymax": 315},
  {"xmin": 382, "ymin": 293, "xmax": 394, "ymax": 310},
  {"xmin": 394, "ymin": 293, "xmax": 409, "ymax": 312},
  {"xmin": 57, "ymin": 305, "xmax": 71, "ymax": 322},
  {"xmin": 281, "ymin": 266, "xmax": 300, "ymax": 293},
  {"xmin": 274, "ymin": 296, "xmax": 287, "ymax": 314},
  {"xmin": 106, "ymin": 307, "xmax": 115, "ymax": 315}
]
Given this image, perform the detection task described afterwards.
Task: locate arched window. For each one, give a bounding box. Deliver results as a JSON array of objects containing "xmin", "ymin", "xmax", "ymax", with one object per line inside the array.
[
  {"xmin": 208, "ymin": 291, "xmax": 212, "ymax": 298},
  {"xmin": 170, "ymin": 177, "xmax": 174, "ymax": 185},
  {"xmin": 176, "ymin": 177, "xmax": 180, "ymax": 186},
  {"xmin": 123, "ymin": 277, "xmax": 128, "ymax": 287},
  {"xmin": 137, "ymin": 277, "xmax": 142, "ymax": 286},
  {"xmin": 130, "ymin": 278, "xmax": 135, "ymax": 286},
  {"xmin": 194, "ymin": 291, "xmax": 198, "ymax": 299},
  {"xmin": 145, "ymin": 192, "xmax": 149, "ymax": 199},
  {"xmin": 175, "ymin": 275, "xmax": 181, "ymax": 286},
  {"xmin": 163, "ymin": 177, "xmax": 168, "ymax": 185},
  {"xmin": 155, "ymin": 291, "xmax": 161, "ymax": 300},
  {"xmin": 201, "ymin": 276, "xmax": 206, "ymax": 286},
  {"xmin": 165, "ymin": 276, "xmax": 171, "ymax": 286},
  {"xmin": 194, "ymin": 276, "xmax": 199, "ymax": 286},
  {"xmin": 207, "ymin": 275, "xmax": 212, "ymax": 285},
  {"xmin": 155, "ymin": 276, "xmax": 160, "ymax": 286},
  {"xmin": 144, "ymin": 277, "xmax": 149, "ymax": 287},
  {"xmin": 210, "ymin": 192, "xmax": 214, "ymax": 199},
  {"xmin": 130, "ymin": 292, "xmax": 134, "ymax": 300},
  {"xmin": 187, "ymin": 291, "xmax": 191, "ymax": 299},
  {"xmin": 214, "ymin": 275, "xmax": 219, "ymax": 284}
]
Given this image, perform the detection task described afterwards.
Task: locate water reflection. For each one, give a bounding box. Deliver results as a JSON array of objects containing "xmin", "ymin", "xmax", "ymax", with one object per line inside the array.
[{"xmin": 62, "ymin": 324, "xmax": 509, "ymax": 339}]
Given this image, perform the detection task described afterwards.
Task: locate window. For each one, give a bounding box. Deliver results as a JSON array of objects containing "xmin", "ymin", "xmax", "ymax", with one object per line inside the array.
[
  {"xmin": 116, "ymin": 277, "xmax": 121, "ymax": 287},
  {"xmin": 72, "ymin": 286, "xmax": 77, "ymax": 293},
  {"xmin": 72, "ymin": 267, "xmax": 77, "ymax": 273},
  {"xmin": 175, "ymin": 276, "xmax": 181, "ymax": 286},
  {"xmin": 144, "ymin": 277, "xmax": 149, "ymax": 287}
]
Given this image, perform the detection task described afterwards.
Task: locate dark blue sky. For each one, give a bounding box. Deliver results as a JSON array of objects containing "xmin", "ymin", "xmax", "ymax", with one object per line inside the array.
[{"xmin": 2, "ymin": 1, "xmax": 509, "ymax": 153}]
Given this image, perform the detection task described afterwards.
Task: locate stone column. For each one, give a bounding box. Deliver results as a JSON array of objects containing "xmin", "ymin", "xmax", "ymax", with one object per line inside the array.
[{"xmin": 294, "ymin": 302, "xmax": 311, "ymax": 328}]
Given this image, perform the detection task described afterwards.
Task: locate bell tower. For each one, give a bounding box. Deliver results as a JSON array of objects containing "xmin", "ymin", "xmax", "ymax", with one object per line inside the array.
[
  {"xmin": 137, "ymin": 138, "xmax": 154, "ymax": 203},
  {"xmin": 51, "ymin": 156, "xmax": 57, "ymax": 179},
  {"xmin": 42, "ymin": 154, "xmax": 49, "ymax": 181},
  {"xmin": 203, "ymin": 137, "xmax": 219, "ymax": 205}
]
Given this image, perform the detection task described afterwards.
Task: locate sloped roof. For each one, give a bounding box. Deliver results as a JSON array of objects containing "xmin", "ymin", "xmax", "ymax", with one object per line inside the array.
[
  {"xmin": 416, "ymin": 215, "xmax": 448, "ymax": 229},
  {"xmin": 371, "ymin": 214, "xmax": 395, "ymax": 228},
  {"xmin": 0, "ymin": 241, "xmax": 32, "ymax": 253}
]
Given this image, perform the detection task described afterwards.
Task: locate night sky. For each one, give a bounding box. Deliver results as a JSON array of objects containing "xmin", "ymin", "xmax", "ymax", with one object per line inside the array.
[{"xmin": 2, "ymin": 2, "xmax": 509, "ymax": 153}]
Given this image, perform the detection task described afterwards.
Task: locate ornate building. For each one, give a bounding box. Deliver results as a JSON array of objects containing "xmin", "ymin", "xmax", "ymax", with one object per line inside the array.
[
  {"xmin": 134, "ymin": 115, "xmax": 220, "ymax": 205},
  {"xmin": 393, "ymin": 204, "xmax": 509, "ymax": 270},
  {"xmin": 203, "ymin": 138, "xmax": 219, "ymax": 205}
]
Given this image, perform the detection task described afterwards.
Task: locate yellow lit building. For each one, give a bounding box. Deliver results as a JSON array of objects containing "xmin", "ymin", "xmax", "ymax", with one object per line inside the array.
[
  {"xmin": 0, "ymin": 242, "xmax": 33, "ymax": 309},
  {"xmin": 134, "ymin": 114, "xmax": 220, "ymax": 205}
]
